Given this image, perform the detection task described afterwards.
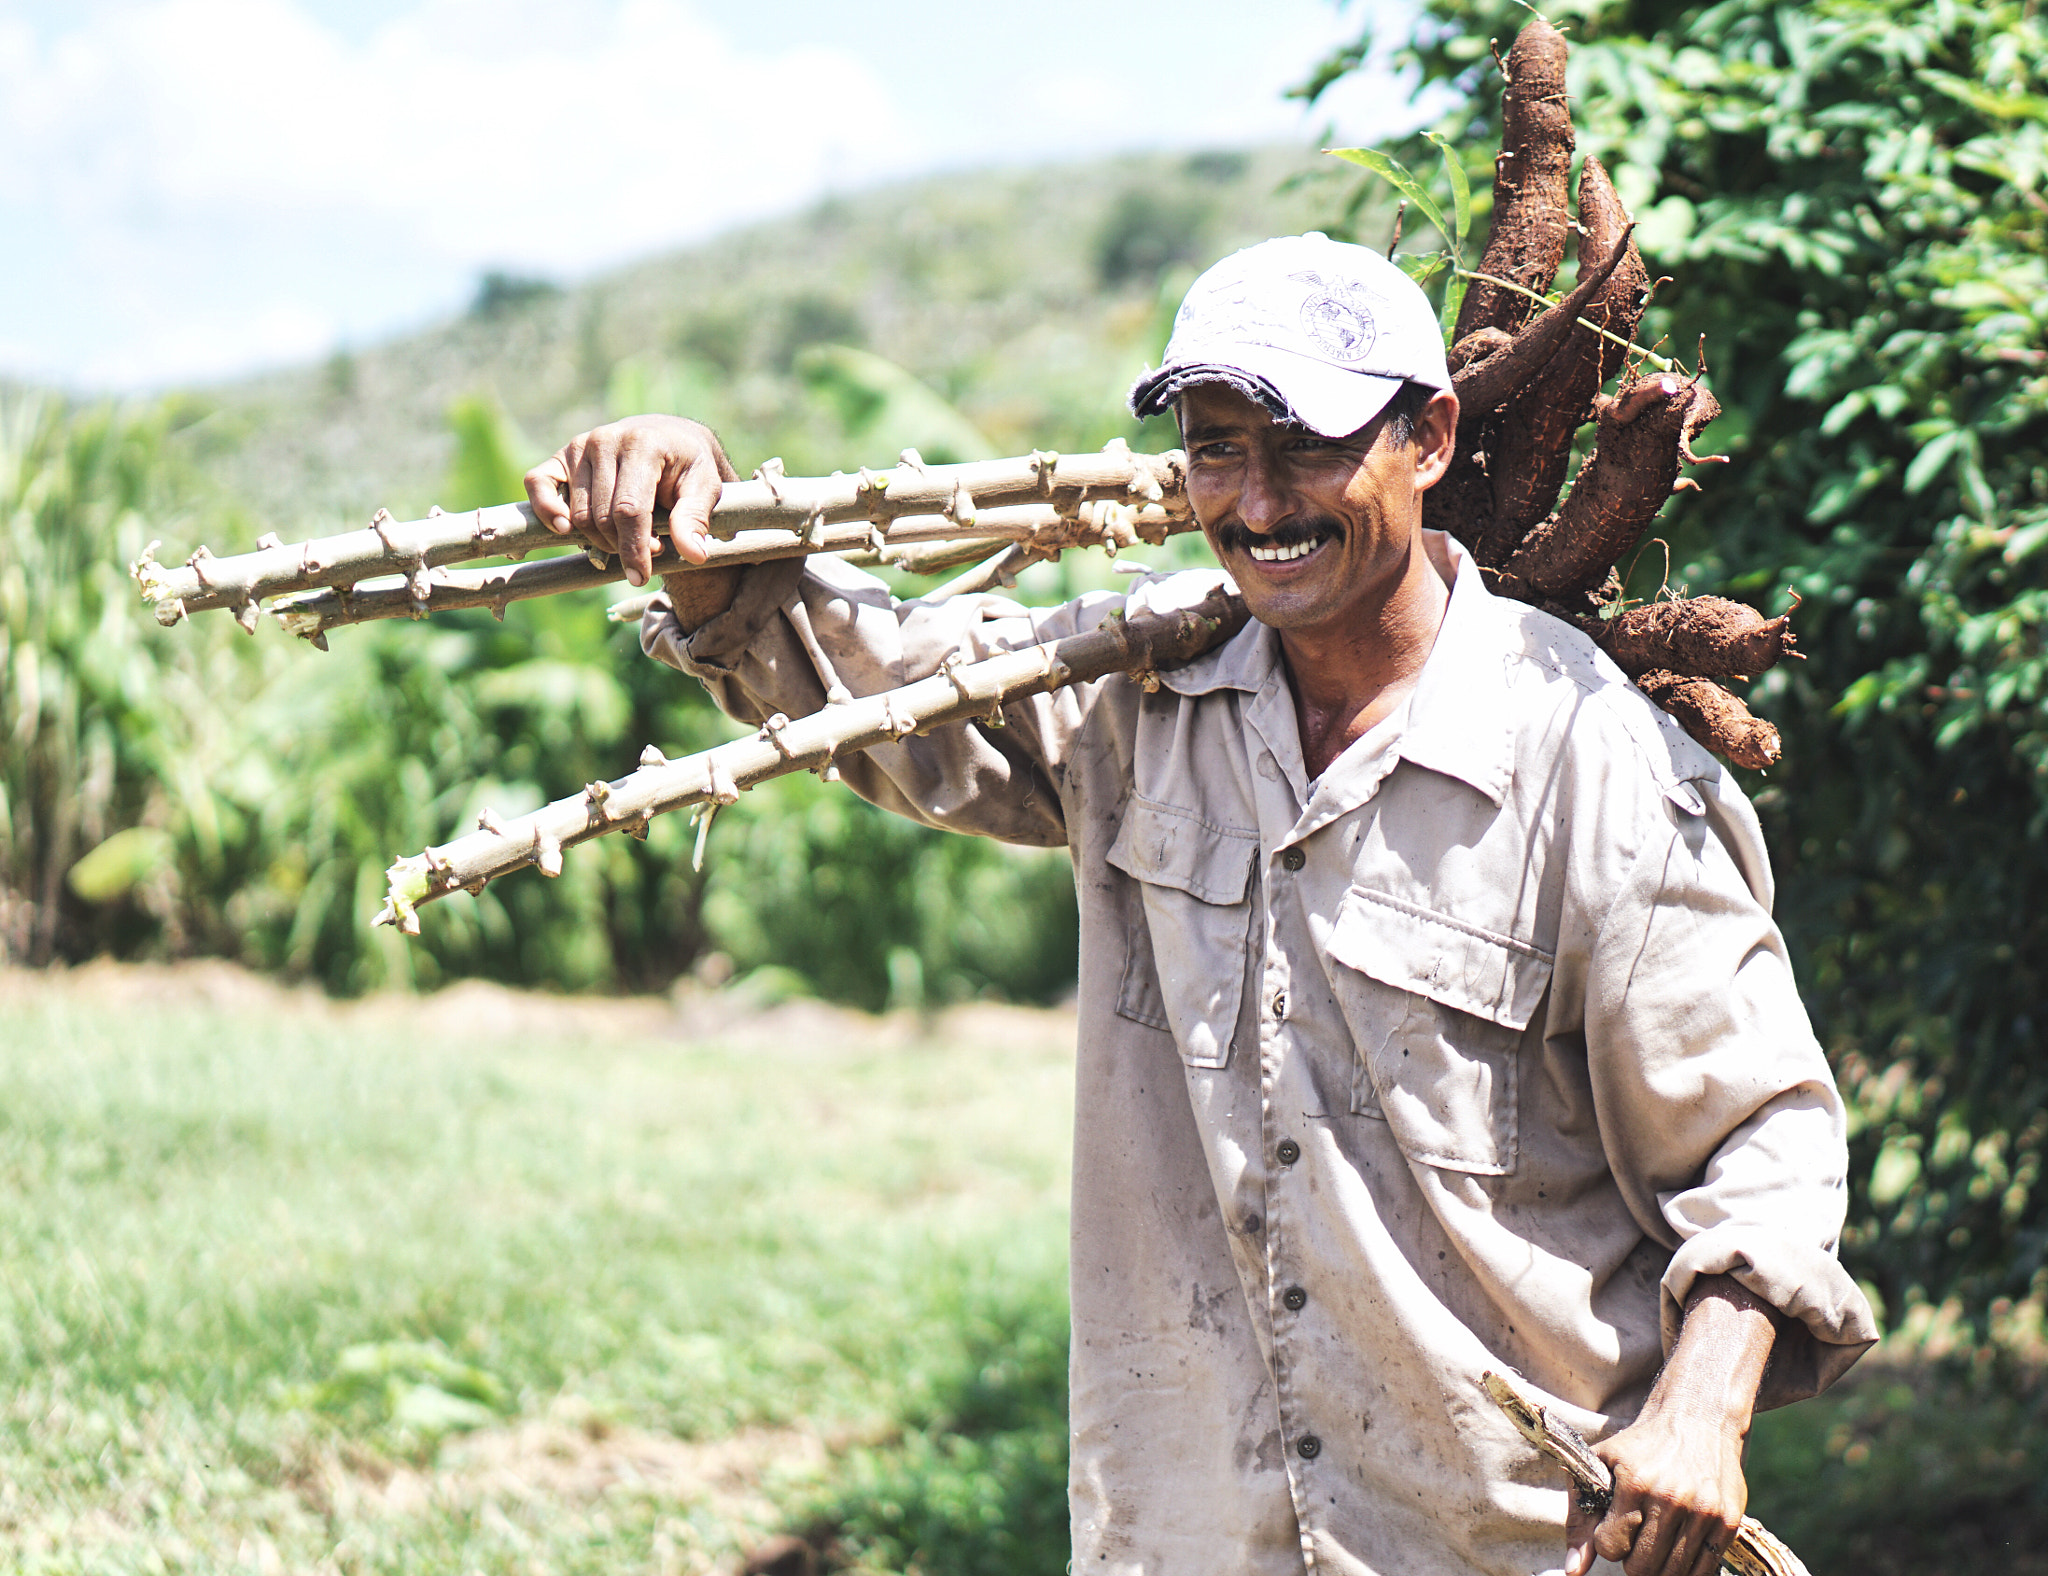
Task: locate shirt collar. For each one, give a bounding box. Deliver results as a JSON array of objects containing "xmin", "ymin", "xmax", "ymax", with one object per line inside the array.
[
  {"xmin": 1154, "ymin": 537, "xmax": 1517, "ymax": 808},
  {"xmin": 1398, "ymin": 541, "xmax": 1516, "ymax": 807}
]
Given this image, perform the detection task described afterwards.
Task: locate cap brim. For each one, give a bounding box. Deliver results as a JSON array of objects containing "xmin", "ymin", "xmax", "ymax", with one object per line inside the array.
[{"xmin": 1131, "ymin": 345, "xmax": 1408, "ymax": 438}]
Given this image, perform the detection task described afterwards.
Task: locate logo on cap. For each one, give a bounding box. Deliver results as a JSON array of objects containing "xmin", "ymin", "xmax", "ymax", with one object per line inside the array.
[{"xmin": 1301, "ymin": 286, "xmax": 1379, "ymax": 363}]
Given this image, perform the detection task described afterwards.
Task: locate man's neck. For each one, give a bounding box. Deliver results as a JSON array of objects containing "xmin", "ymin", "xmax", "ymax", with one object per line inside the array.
[{"xmin": 1279, "ymin": 531, "xmax": 1454, "ymax": 780}]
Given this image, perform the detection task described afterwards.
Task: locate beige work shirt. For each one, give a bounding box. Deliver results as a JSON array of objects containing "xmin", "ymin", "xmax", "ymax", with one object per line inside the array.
[{"xmin": 644, "ymin": 538, "xmax": 1877, "ymax": 1576}]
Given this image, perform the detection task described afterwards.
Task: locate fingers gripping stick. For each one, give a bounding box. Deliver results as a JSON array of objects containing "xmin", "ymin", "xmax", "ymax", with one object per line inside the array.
[{"xmin": 1480, "ymin": 1371, "xmax": 1810, "ymax": 1576}]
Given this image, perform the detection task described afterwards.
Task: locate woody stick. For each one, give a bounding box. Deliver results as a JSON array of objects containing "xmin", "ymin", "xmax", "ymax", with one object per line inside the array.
[{"xmin": 375, "ymin": 585, "xmax": 1250, "ymax": 933}]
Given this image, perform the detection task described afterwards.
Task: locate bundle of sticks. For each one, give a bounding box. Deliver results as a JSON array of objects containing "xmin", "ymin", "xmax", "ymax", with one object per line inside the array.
[
  {"xmin": 129, "ymin": 442, "xmax": 1193, "ymax": 644},
  {"xmin": 133, "ymin": 16, "xmax": 1796, "ymax": 925}
]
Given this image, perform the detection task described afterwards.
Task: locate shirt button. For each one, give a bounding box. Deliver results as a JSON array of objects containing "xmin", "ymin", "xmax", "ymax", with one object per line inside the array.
[
  {"xmin": 1272, "ymin": 992, "xmax": 1288, "ymax": 1020},
  {"xmin": 1276, "ymin": 1139, "xmax": 1301, "ymax": 1165},
  {"xmin": 1283, "ymin": 1285, "xmax": 1307, "ymax": 1311},
  {"xmin": 1281, "ymin": 847, "xmax": 1305, "ymax": 871},
  {"xmin": 1243, "ymin": 1214, "xmax": 1262, "ymax": 1234},
  {"xmin": 1296, "ymin": 1434, "xmax": 1322, "ymax": 1460}
]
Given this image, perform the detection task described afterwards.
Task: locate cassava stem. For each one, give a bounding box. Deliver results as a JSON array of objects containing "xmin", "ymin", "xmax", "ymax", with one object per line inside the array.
[
  {"xmin": 375, "ymin": 586, "xmax": 1251, "ymax": 932},
  {"xmin": 132, "ymin": 442, "xmax": 1186, "ymax": 626},
  {"xmin": 270, "ymin": 501, "xmax": 1191, "ymax": 642}
]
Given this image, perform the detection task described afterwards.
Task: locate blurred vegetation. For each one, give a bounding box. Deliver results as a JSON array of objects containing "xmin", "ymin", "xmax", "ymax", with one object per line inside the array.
[
  {"xmin": 2, "ymin": 149, "xmax": 1324, "ymax": 1004},
  {"xmin": 468, "ymin": 269, "xmax": 562, "ymax": 319}
]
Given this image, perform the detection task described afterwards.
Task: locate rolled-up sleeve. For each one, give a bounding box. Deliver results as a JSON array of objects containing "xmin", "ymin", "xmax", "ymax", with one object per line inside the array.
[
  {"xmin": 1577, "ymin": 766, "xmax": 1878, "ymax": 1407},
  {"xmin": 639, "ymin": 556, "xmax": 1132, "ymax": 848}
]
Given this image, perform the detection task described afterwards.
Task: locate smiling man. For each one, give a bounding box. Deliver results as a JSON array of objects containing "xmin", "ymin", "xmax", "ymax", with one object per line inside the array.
[{"xmin": 527, "ymin": 234, "xmax": 1874, "ymax": 1576}]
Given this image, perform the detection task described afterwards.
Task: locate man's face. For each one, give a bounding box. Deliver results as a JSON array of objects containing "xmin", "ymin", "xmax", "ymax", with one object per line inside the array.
[{"xmin": 1180, "ymin": 383, "xmax": 1455, "ymax": 636}]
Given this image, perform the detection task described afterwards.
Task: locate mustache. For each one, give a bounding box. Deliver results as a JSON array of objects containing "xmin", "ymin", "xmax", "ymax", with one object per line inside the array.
[{"xmin": 1214, "ymin": 516, "xmax": 1344, "ymax": 556}]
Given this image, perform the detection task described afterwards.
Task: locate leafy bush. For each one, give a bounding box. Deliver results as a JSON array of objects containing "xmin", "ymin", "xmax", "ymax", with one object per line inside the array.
[
  {"xmin": 1303, "ymin": 0, "xmax": 2048, "ymax": 1330},
  {"xmin": 0, "ymin": 397, "xmax": 249, "ymax": 964},
  {"xmin": 3, "ymin": 392, "xmax": 1084, "ymax": 1006},
  {"xmin": 1093, "ymin": 187, "xmax": 1210, "ymax": 288},
  {"xmin": 469, "ymin": 269, "xmax": 561, "ymax": 318}
]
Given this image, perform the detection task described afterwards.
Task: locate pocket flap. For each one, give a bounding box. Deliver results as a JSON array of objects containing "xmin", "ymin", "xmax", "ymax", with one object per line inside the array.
[
  {"xmin": 1326, "ymin": 888, "xmax": 1554, "ymax": 1032},
  {"xmin": 1107, "ymin": 795, "xmax": 1258, "ymax": 906}
]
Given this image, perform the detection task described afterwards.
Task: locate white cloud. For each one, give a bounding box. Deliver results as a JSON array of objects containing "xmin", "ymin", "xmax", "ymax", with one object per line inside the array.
[
  {"xmin": 0, "ymin": 0, "xmax": 1427, "ymax": 388},
  {"xmin": 0, "ymin": 0, "xmax": 919, "ymax": 385}
]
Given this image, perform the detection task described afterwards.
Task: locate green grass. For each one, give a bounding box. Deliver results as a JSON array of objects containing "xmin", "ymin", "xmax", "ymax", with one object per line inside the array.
[
  {"xmin": 0, "ymin": 963, "xmax": 1076, "ymax": 1574},
  {"xmin": 12, "ymin": 962, "xmax": 2048, "ymax": 1576}
]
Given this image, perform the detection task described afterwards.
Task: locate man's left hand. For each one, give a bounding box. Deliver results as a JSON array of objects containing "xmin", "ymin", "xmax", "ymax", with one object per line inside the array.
[{"xmin": 1564, "ymin": 1274, "xmax": 1780, "ymax": 1576}]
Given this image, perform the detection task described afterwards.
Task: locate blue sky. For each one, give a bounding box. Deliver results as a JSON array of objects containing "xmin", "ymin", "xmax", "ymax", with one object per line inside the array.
[{"xmin": 0, "ymin": 0, "xmax": 1430, "ymax": 390}]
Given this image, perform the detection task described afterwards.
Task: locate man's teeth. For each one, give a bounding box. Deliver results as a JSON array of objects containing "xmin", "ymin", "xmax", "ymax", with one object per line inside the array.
[{"xmin": 1247, "ymin": 538, "xmax": 1323, "ymax": 563}]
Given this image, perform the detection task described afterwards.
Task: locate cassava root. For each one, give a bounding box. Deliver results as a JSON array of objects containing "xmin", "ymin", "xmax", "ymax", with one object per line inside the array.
[
  {"xmin": 1484, "ymin": 159, "xmax": 1651, "ymax": 548},
  {"xmin": 1634, "ymin": 671, "xmax": 1782, "ymax": 771},
  {"xmin": 1583, "ymin": 597, "xmax": 1799, "ymax": 680},
  {"xmin": 1426, "ymin": 16, "xmax": 1786, "ymax": 768},
  {"xmin": 1455, "ymin": 18, "xmax": 1575, "ymax": 342},
  {"xmin": 1500, "ymin": 373, "xmax": 1725, "ymax": 603}
]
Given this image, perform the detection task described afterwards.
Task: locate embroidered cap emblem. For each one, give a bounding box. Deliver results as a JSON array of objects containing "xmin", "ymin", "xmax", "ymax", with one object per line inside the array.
[{"xmin": 1301, "ymin": 287, "xmax": 1379, "ymax": 364}]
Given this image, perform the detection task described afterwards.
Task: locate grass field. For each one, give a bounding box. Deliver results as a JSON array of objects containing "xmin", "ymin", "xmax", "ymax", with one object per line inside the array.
[
  {"xmin": 0, "ymin": 963, "xmax": 1075, "ymax": 1574},
  {"xmin": 7, "ymin": 962, "xmax": 2048, "ymax": 1575}
]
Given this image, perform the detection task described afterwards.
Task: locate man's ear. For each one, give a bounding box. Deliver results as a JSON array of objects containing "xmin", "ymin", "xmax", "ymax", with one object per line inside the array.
[{"xmin": 1414, "ymin": 391, "xmax": 1460, "ymax": 491}]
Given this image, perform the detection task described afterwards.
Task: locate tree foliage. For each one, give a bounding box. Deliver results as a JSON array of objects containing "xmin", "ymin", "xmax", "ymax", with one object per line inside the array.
[{"xmin": 1306, "ymin": 0, "xmax": 2048, "ymax": 1329}]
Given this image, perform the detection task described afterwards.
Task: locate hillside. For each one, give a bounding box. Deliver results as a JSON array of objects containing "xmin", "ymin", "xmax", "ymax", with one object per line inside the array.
[{"xmin": 175, "ymin": 146, "xmax": 1345, "ymax": 537}]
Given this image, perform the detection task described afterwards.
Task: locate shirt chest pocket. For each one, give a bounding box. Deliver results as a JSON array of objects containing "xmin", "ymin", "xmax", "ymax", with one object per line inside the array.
[
  {"xmin": 1106, "ymin": 796, "xmax": 1258, "ymax": 1070},
  {"xmin": 1324, "ymin": 887, "xmax": 1554, "ymax": 1177}
]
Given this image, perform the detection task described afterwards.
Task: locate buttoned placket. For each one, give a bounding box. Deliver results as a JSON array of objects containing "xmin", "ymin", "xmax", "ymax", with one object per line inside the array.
[{"xmin": 1240, "ymin": 674, "xmax": 1413, "ymax": 1564}]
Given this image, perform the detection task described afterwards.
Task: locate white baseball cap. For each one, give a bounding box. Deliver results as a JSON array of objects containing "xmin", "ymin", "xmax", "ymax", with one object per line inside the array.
[{"xmin": 1129, "ymin": 233, "xmax": 1452, "ymax": 438}]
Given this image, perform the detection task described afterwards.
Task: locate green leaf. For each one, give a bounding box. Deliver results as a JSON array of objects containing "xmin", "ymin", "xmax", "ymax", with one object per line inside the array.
[
  {"xmin": 1439, "ymin": 273, "xmax": 1470, "ymax": 348},
  {"xmin": 1917, "ymin": 68, "xmax": 2048, "ymax": 123},
  {"xmin": 1423, "ymin": 131, "xmax": 1473, "ymax": 257},
  {"xmin": 66, "ymin": 826, "xmax": 173, "ymax": 903},
  {"xmin": 1904, "ymin": 428, "xmax": 1964, "ymax": 495},
  {"xmin": 1323, "ymin": 147, "xmax": 1453, "ymax": 250},
  {"xmin": 2005, "ymin": 520, "xmax": 2048, "ymax": 564}
]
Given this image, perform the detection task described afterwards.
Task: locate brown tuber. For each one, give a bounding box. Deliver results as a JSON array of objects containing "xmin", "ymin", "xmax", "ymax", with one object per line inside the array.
[
  {"xmin": 1455, "ymin": 17, "xmax": 1575, "ymax": 341},
  {"xmin": 1395, "ymin": 19, "xmax": 1783, "ymax": 772},
  {"xmin": 1635, "ymin": 670, "xmax": 1783, "ymax": 769},
  {"xmin": 1576, "ymin": 158, "xmax": 1653, "ymax": 389},
  {"xmin": 1586, "ymin": 596, "xmax": 1800, "ymax": 680},
  {"xmin": 1483, "ymin": 160, "xmax": 1651, "ymax": 548},
  {"xmin": 1401, "ymin": 17, "xmax": 1782, "ymax": 771},
  {"xmin": 1449, "ymin": 327, "xmax": 1514, "ymax": 377},
  {"xmin": 1500, "ymin": 373, "xmax": 1725, "ymax": 602},
  {"xmin": 1449, "ymin": 224, "xmax": 1635, "ymax": 423}
]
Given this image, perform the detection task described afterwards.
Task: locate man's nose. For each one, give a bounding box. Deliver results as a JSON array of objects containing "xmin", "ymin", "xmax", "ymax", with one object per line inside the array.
[{"xmin": 1235, "ymin": 452, "xmax": 1294, "ymax": 535}]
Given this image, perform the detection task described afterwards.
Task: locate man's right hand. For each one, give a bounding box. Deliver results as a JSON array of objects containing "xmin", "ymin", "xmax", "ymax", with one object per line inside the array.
[{"xmin": 523, "ymin": 414, "xmax": 738, "ymax": 588}]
